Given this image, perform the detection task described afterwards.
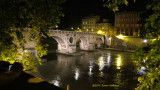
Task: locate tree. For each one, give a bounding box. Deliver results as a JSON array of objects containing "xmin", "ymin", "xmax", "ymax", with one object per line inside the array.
[
  {"xmin": 103, "ymin": 0, "xmax": 136, "ymax": 12},
  {"xmin": 0, "ymin": 0, "xmax": 65, "ymax": 71},
  {"xmin": 103, "ymin": 0, "xmax": 160, "ymax": 89}
]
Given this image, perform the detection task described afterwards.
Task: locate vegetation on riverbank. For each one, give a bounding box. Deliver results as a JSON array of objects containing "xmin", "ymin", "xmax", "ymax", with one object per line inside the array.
[{"xmin": 104, "ymin": 0, "xmax": 160, "ymax": 89}]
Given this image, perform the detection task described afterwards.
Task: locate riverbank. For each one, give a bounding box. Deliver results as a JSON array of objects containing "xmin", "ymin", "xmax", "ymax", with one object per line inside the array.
[
  {"xmin": 103, "ymin": 48, "xmax": 135, "ymax": 53},
  {"xmin": 0, "ymin": 71, "xmax": 63, "ymax": 90}
]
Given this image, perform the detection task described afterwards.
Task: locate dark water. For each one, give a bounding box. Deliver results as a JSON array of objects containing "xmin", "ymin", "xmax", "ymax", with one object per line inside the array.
[{"xmin": 32, "ymin": 50, "xmax": 138, "ymax": 90}]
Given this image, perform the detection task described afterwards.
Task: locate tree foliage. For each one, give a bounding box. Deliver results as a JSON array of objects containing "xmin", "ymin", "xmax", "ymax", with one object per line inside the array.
[
  {"xmin": 0, "ymin": 0, "xmax": 65, "ymax": 71},
  {"xmin": 103, "ymin": 0, "xmax": 135, "ymax": 12},
  {"xmin": 103, "ymin": 0, "xmax": 160, "ymax": 89}
]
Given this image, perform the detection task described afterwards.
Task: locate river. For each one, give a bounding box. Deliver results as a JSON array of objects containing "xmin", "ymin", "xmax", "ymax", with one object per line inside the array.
[{"xmin": 31, "ymin": 49, "xmax": 139, "ymax": 90}]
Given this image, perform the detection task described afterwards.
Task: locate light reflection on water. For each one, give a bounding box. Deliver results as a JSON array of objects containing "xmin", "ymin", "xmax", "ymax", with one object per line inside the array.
[
  {"xmin": 74, "ymin": 68, "xmax": 80, "ymax": 80},
  {"xmin": 116, "ymin": 55, "xmax": 122, "ymax": 69},
  {"xmin": 51, "ymin": 75, "xmax": 61, "ymax": 87},
  {"xmin": 31, "ymin": 50, "xmax": 138, "ymax": 90}
]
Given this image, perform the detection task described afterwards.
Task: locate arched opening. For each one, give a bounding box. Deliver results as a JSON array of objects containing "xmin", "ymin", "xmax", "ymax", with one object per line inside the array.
[
  {"xmin": 41, "ymin": 36, "xmax": 66, "ymax": 61},
  {"xmin": 95, "ymin": 38, "xmax": 103, "ymax": 48},
  {"xmin": 76, "ymin": 38, "xmax": 81, "ymax": 52},
  {"xmin": 76, "ymin": 37, "xmax": 88, "ymax": 51}
]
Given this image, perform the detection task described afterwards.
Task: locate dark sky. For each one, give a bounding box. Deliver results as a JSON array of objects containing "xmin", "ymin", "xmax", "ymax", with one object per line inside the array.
[{"xmin": 59, "ymin": 0, "xmax": 149, "ymax": 30}]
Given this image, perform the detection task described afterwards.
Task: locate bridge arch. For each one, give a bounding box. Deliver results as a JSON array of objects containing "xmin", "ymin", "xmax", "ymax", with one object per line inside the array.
[
  {"xmin": 75, "ymin": 37, "xmax": 89, "ymax": 51},
  {"xmin": 51, "ymin": 36, "xmax": 67, "ymax": 50},
  {"xmin": 95, "ymin": 37, "xmax": 103, "ymax": 48}
]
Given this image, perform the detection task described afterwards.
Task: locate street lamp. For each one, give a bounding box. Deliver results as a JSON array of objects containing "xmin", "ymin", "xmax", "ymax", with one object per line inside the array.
[
  {"xmin": 143, "ymin": 39, "xmax": 148, "ymax": 43},
  {"xmin": 71, "ymin": 27, "xmax": 73, "ymax": 30},
  {"xmin": 92, "ymin": 29, "xmax": 94, "ymax": 31},
  {"xmin": 56, "ymin": 25, "xmax": 58, "ymax": 30},
  {"xmin": 86, "ymin": 29, "xmax": 88, "ymax": 32}
]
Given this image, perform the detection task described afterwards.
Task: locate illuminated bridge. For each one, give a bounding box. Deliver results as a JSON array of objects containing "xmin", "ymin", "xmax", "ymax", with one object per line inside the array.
[{"xmin": 49, "ymin": 30, "xmax": 104, "ymax": 54}]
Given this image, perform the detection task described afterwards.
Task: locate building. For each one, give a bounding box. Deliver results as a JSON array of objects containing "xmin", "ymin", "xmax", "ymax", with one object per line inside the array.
[
  {"xmin": 81, "ymin": 15, "xmax": 115, "ymax": 35},
  {"xmin": 82, "ymin": 15, "xmax": 100, "ymax": 31},
  {"xmin": 115, "ymin": 12, "xmax": 141, "ymax": 36}
]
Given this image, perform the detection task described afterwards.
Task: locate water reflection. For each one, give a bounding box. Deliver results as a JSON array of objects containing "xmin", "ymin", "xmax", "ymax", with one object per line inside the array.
[
  {"xmin": 106, "ymin": 53, "xmax": 111, "ymax": 68},
  {"xmin": 116, "ymin": 55, "xmax": 122, "ymax": 69},
  {"xmin": 51, "ymin": 75, "xmax": 61, "ymax": 87},
  {"xmin": 88, "ymin": 61, "xmax": 93, "ymax": 76},
  {"xmin": 31, "ymin": 50, "xmax": 138, "ymax": 90},
  {"xmin": 74, "ymin": 68, "xmax": 80, "ymax": 80},
  {"xmin": 98, "ymin": 56, "xmax": 105, "ymax": 71}
]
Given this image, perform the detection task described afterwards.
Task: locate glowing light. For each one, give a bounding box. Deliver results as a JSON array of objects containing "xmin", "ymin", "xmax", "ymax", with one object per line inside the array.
[
  {"xmin": 92, "ymin": 29, "xmax": 94, "ymax": 31},
  {"xmin": 77, "ymin": 27, "xmax": 79, "ymax": 29},
  {"xmin": 153, "ymin": 39, "xmax": 156, "ymax": 41},
  {"xmin": 138, "ymin": 67, "xmax": 147, "ymax": 75},
  {"xmin": 71, "ymin": 27, "xmax": 73, "ymax": 29},
  {"xmin": 88, "ymin": 65, "xmax": 93, "ymax": 76},
  {"xmin": 97, "ymin": 30, "xmax": 103, "ymax": 34},
  {"xmin": 51, "ymin": 76, "xmax": 61, "ymax": 87},
  {"xmin": 52, "ymin": 80, "xmax": 60, "ymax": 87},
  {"xmin": 143, "ymin": 39, "xmax": 148, "ymax": 43},
  {"xmin": 74, "ymin": 68, "xmax": 80, "ymax": 80},
  {"xmin": 88, "ymin": 61, "xmax": 93, "ymax": 76},
  {"xmin": 106, "ymin": 53, "xmax": 111, "ymax": 68},
  {"xmin": 117, "ymin": 35, "xmax": 125, "ymax": 39},
  {"xmin": 116, "ymin": 55, "xmax": 122, "ymax": 69},
  {"xmin": 86, "ymin": 29, "xmax": 88, "ymax": 31},
  {"xmin": 143, "ymin": 59, "xmax": 146, "ymax": 63},
  {"xmin": 109, "ymin": 38, "xmax": 111, "ymax": 40},
  {"xmin": 98, "ymin": 57, "xmax": 105, "ymax": 71}
]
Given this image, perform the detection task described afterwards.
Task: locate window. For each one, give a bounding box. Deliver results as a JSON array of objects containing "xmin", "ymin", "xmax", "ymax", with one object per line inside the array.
[
  {"xmin": 130, "ymin": 29, "xmax": 133, "ymax": 36},
  {"xmin": 125, "ymin": 29, "xmax": 129, "ymax": 36},
  {"xmin": 83, "ymin": 22, "xmax": 88, "ymax": 24},
  {"xmin": 117, "ymin": 29, "xmax": 120, "ymax": 35}
]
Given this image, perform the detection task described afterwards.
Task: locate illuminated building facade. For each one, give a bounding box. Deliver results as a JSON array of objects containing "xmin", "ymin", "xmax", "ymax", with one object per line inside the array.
[
  {"xmin": 81, "ymin": 15, "xmax": 116, "ymax": 35},
  {"xmin": 115, "ymin": 12, "xmax": 141, "ymax": 36},
  {"xmin": 82, "ymin": 15, "xmax": 100, "ymax": 31}
]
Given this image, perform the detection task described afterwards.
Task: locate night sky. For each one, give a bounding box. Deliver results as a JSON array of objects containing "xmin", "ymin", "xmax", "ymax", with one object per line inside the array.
[{"xmin": 59, "ymin": 0, "xmax": 149, "ymax": 30}]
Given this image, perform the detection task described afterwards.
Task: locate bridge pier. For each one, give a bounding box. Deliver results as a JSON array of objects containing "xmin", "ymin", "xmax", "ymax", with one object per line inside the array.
[
  {"xmin": 68, "ymin": 45, "xmax": 76, "ymax": 53},
  {"xmin": 96, "ymin": 44, "xmax": 103, "ymax": 48},
  {"xmin": 56, "ymin": 44, "xmax": 77, "ymax": 55},
  {"xmin": 80, "ymin": 43, "xmax": 95, "ymax": 51},
  {"xmin": 80, "ymin": 43, "xmax": 89, "ymax": 51},
  {"xmin": 88, "ymin": 43, "xmax": 95, "ymax": 51}
]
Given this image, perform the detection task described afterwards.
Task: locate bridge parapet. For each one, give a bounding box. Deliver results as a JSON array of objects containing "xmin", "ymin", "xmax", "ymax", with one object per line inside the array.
[{"xmin": 49, "ymin": 30, "xmax": 102, "ymax": 36}]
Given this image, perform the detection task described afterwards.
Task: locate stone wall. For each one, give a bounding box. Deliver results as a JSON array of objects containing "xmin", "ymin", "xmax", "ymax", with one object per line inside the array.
[{"xmin": 109, "ymin": 36, "xmax": 148, "ymax": 50}]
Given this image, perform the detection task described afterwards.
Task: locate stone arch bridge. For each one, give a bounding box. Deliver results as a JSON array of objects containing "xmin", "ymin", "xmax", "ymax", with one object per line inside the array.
[{"xmin": 49, "ymin": 30, "xmax": 104, "ymax": 54}]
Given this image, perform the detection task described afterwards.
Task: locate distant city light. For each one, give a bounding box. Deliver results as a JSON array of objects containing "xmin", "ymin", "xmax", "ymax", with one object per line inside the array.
[
  {"xmin": 97, "ymin": 30, "xmax": 102, "ymax": 34},
  {"xmin": 86, "ymin": 29, "xmax": 88, "ymax": 31},
  {"xmin": 143, "ymin": 39, "xmax": 148, "ymax": 43},
  {"xmin": 92, "ymin": 29, "xmax": 94, "ymax": 31},
  {"xmin": 117, "ymin": 35, "xmax": 125, "ymax": 39}
]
